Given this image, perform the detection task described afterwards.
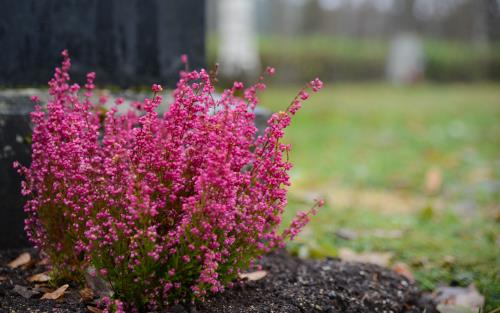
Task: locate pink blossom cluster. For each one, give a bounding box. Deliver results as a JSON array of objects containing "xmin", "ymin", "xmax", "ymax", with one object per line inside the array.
[{"xmin": 15, "ymin": 51, "xmax": 323, "ymax": 311}]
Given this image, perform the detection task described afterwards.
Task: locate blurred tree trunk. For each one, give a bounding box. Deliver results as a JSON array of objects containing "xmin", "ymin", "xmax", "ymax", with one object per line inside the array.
[
  {"xmin": 485, "ymin": 0, "xmax": 500, "ymax": 42},
  {"xmin": 395, "ymin": 0, "xmax": 418, "ymax": 32},
  {"xmin": 473, "ymin": 0, "xmax": 488, "ymax": 46},
  {"xmin": 471, "ymin": 0, "xmax": 500, "ymax": 45}
]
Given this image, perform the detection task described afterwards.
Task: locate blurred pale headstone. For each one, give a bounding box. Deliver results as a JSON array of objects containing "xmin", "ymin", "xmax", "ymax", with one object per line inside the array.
[
  {"xmin": 217, "ymin": 0, "xmax": 260, "ymax": 78},
  {"xmin": 386, "ymin": 33, "xmax": 425, "ymax": 84}
]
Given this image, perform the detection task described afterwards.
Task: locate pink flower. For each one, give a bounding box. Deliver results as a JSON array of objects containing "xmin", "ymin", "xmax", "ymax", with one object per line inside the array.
[
  {"xmin": 152, "ymin": 84, "xmax": 163, "ymax": 93},
  {"xmin": 181, "ymin": 54, "xmax": 188, "ymax": 64},
  {"xmin": 115, "ymin": 97, "xmax": 124, "ymax": 105},
  {"xmin": 17, "ymin": 50, "xmax": 322, "ymax": 310},
  {"xmin": 86, "ymin": 72, "xmax": 96, "ymax": 81},
  {"xmin": 289, "ymin": 100, "xmax": 301, "ymax": 115},
  {"xmin": 266, "ymin": 66, "xmax": 276, "ymax": 76},
  {"xmin": 233, "ymin": 81, "xmax": 244, "ymax": 90},
  {"xmin": 299, "ymin": 90, "xmax": 309, "ymax": 100},
  {"xmin": 310, "ymin": 78, "xmax": 323, "ymax": 92}
]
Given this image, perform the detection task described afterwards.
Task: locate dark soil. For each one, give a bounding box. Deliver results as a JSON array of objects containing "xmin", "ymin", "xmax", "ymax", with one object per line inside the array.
[{"xmin": 0, "ymin": 249, "xmax": 437, "ymax": 313}]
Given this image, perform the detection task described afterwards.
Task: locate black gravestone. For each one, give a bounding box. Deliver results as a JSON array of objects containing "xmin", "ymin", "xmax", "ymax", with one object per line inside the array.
[
  {"xmin": 0, "ymin": 0, "xmax": 206, "ymax": 87},
  {"xmin": 0, "ymin": 0, "xmax": 206, "ymax": 249},
  {"xmin": 0, "ymin": 92, "xmax": 34, "ymax": 248}
]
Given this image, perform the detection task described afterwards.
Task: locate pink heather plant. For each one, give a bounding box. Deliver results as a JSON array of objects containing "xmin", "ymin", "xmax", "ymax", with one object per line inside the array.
[{"xmin": 15, "ymin": 50, "xmax": 323, "ymax": 311}]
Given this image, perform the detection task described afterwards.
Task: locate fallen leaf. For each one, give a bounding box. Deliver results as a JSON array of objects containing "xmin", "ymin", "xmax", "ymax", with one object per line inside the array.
[
  {"xmin": 8, "ymin": 252, "xmax": 31, "ymax": 269},
  {"xmin": 13, "ymin": 284, "xmax": 40, "ymax": 299},
  {"xmin": 41, "ymin": 284, "xmax": 69, "ymax": 300},
  {"xmin": 493, "ymin": 207, "xmax": 500, "ymax": 222},
  {"xmin": 442, "ymin": 255, "xmax": 456, "ymax": 267},
  {"xmin": 339, "ymin": 248, "xmax": 393, "ymax": 267},
  {"xmin": 87, "ymin": 306, "xmax": 103, "ymax": 313},
  {"xmin": 425, "ymin": 166, "xmax": 442, "ymax": 194},
  {"xmin": 433, "ymin": 284, "xmax": 484, "ymax": 313},
  {"xmin": 392, "ymin": 262, "xmax": 414, "ymax": 282},
  {"xmin": 238, "ymin": 270, "xmax": 268, "ymax": 281},
  {"xmin": 33, "ymin": 284, "xmax": 52, "ymax": 293},
  {"xmin": 28, "ymin": 272, "xmax": 50, "ymax": 283},
  {"xmin": 80, "ymin": 287, "xmax": 95, "ymax": 302}
]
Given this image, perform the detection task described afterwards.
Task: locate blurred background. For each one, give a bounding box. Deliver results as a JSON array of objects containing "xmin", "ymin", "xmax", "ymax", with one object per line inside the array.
[
  {"xmin": 207, "ymin": 0, "xmax": 500, "ymax": 310},
  {"xmin": 207, "ymin": 0, "xmax": 500, "ymax": 83},
  {"xmin": 0, "ymin": 0, "xmax": 498, "ymax": 310}
]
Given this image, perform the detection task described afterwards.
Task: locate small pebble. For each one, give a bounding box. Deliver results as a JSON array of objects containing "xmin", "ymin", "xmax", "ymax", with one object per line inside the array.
[
  {"xmin": 13, "ymin": 285, "xmax": 39, "ymax": 299},
  {"xmin": 327, "ymin": 290, "xmax": 336, "ymax": 299}
]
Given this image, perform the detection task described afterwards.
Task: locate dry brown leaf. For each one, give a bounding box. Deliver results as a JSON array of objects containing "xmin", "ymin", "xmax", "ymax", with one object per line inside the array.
[
  {"xmin": 41, "ymin": 284, "xmax": 69, "ymax": 300},
  {"xmin": 425, "ymin": 167, "xmax": 443, "ymax": 194},
  {"xmin": 339, "ymin": 248, "xmax": 393, "ymax": 267},
  {"xmin": 34, "ymin": 284, "xmax": 53, "ymax": 293},
  {"xmin": 392, "ymin": 262, "xmax": 414, "ymax": 282},
  {"xmin": 36, "ymin": 258, "xmax": 50, "ymax": 266},
  {"xmin": 87, "ymin": 306, "xmax": 103, "ymax": 313},
  {"xmin": 28, "ymin": 272, "xmax": 50, "ymax": 283},
  {"xmin": 238, "ymin": 270, "xmax": 268, "ymax": 281},
  {"xmin": 80, "ymin": 287, "xmax": 95, "ymax": 302},
  {"xmin": 493, "ymin": 208, "xmax": 500, "ymax": 222},
  {"xmin": 0, "ymin": 276, "xmax": 7, "ymax": 281},
  {"xmin": 442, "ymin": 255, "xmax": 456, "ymax": 266},
  {"xmin": 8, "ymin": 252, "xmax": 31, "ymax": 269}
]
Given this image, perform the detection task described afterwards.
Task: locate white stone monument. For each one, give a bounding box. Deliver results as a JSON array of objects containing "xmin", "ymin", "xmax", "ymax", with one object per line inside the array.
[
  {"xmin": 386, "ymin": 32, "xmax": 425, "ymax": 84},
  {"xmin": 217, "ymin": 0, "xmax": 260, "ymax": 78}
]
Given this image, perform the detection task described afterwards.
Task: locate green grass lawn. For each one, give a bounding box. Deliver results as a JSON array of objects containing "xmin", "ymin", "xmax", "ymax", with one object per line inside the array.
[{"xmin": 259, "ymin": 83, "xmax": 500, "ymax": 310}]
